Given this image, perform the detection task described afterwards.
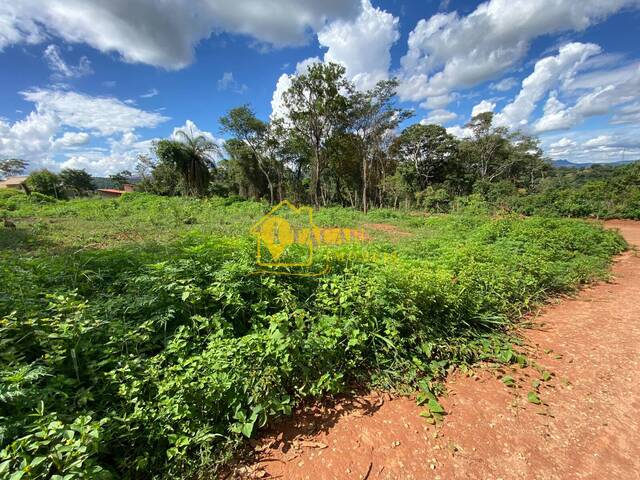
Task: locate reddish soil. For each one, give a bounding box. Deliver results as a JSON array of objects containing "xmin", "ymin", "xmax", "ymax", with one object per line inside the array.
[{"xmin": 237, "ymin": 220, "xmax": 640, "ymax": 480}]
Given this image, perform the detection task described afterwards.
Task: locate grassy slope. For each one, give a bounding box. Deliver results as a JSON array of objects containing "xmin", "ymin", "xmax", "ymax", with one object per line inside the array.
[{"xmin": 0, "ymin": 191, "xmax": 627, "ymax": 478}]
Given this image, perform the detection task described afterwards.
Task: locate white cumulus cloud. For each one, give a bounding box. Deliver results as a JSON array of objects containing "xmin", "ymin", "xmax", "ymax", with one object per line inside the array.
[
  {"xmin": 217, "ymin": 72, "xmax": 248, "ymax": 94},
  {"xmin": 269, "ymin": 0, "xmax": 399, "ymax": 116},
  {"xmin": 446, "ymin": 124, "xmax": 473, "ymax": 139},
  {"xmin": 317, "ymin": 0, "xmax": 400, "ymax": 90},
  {"xmin": 51, "ymin": 131, "xmax": 90, "ymax": 149},
  {"xmin": 58, "ymin": 120, "xmax": 223, "ymax": 176},
  {"xmin": 490, "ymin": 77, "xmax": 518, "ymax": 92},
  {"xmin": 471, "ymin": 100, "xmax": 496, "ymax": 118},
  {"xmin": 398, "ymin": 0, "xmax": 638, "ymax": 106},
  {"xmin": 0, "ymin": 0, "xmax": 361, "ymax": 69},
  {"xmin": 533, "ymin": 62, "xmax": 640, "ymax": 133},
  {"xmin": 0, "ymin": 88, "xmax": 170, "ymax": 173},
  {"xmin": 421, "ymin": 109, "xmax": 457, "ymax": 125},
  {"xmin": 495, "ymin": 42, "xmax": 601, "ymax": 129},
  {"xmin": 0, "ymin": 111, "xmax": 59, "ymax": 162},
  {"xmin": 21, "ymin": 88, "xmax": 169, "ymax": 136}
]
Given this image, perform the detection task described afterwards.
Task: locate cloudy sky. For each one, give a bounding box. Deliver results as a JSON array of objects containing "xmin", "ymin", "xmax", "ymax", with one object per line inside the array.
[{"xmin": 1, "ymin": 0, "xmax": 640, "ymax": 176}]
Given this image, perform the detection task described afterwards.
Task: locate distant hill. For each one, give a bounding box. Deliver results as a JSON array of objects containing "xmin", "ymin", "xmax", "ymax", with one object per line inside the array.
[
  {"xmin": 552, "ymin": 159, "xmax": 638, "ymax": 168},
  {"xmin": 553, "ymin": 160, "xmax": 587, "ymax": 168}
]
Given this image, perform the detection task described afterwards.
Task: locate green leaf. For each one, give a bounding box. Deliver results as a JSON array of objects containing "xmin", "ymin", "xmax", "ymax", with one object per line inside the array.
[
  {"xmin": 498, "ymin": 350, "xmax": 513, "ymax": 363},
  {"xmin": 427, "ymin": 398, "xmax": 445, "ymax": 414},
  {"xmin": 0, "ymin": 461, "xmax": 12, "ymax": 475},
  {"xmin": 541, "ymin": 371, "xmax": 551, "ymax": 382},
  {"xmin": 241, "ymin": 419, "xmax": 256, "ymax": 438},
  {"xmin": 30, "ymin": 457, "xmax": 47, "ymax": 467},
  {"xmin": 501, "ymin": 375, "xmax": 515, "ymax": 387},
  {"xmin": 527, "ymin": 391, "xmax": 541, "ymax": 405},
  {"xmin": 9, "ymin": 470, "xmax": 25, "ymax": 480},
  {"xmin": 166, "ymin": 447, "xmax": 178, "ymax": 459}
]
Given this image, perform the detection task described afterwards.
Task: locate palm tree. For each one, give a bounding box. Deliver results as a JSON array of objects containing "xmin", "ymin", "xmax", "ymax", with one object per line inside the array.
[{"xmin": 155, "ymin": 127, "xmax": 221, "ymax": 196}]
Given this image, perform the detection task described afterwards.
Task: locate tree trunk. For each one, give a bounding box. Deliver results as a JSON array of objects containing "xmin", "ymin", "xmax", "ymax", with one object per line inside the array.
[
  {"xmin": 256, "ymin": 159, "xmax": 273, "ymax": 205},
  {"xmin": 362, "ymin": 156, "xmax": 368, "ymax": 214},
  {"xmin": 311, "ymin": 145, "xmax": 321, "ymax": 209}
]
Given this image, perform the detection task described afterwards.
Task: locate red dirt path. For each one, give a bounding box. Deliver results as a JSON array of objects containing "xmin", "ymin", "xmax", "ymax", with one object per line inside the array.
[{"xmin": 238, "ymin": 220, "xmax": 640, "ymax": 480}]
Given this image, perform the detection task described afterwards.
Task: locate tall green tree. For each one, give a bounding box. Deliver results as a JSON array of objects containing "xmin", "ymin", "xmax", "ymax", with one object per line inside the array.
[
  {"xmin": 464, "ymin": 112, "xmax": 511, "ymax": 181},
  {"xmin": 350, "ymin": 79, "xmax": 411, "ymax": 212},
  {"xmin": 139, "ymin": 162, "xmax": 182, "ymax": 196},
  {"xmin": 135, "ymin": 154, "xmax": 182, "ymax": 196},
  {"xmin": 59, "ymin": 169, "xmax": 95, "ymax": 196},
  {"xmin": 271, "ymin": 121, "xmax": 311, "ymax": 204},
  {"xmin": 0, "ymin": 159, "xmax": 28, "ymax": 179},
  {"xmin": 220, "ymin": 106, "xmax": 277, "ymax": 204},
  {"xmin": 26, "ymin": 170, "xmax": 62, "ymax": 198},
  {"xmin": 323, "ymin": 131, "xmax": 361, "ymax": 207},
  {"xmin": 391, "ymin": 123, "xmax": 459, "ymax": 191},
  {"xmin": 506, "ymin": 133, "xmax": 550, "ymax": 188},
  {"xmin": 224, "ymin": 138, "xmax": 270, "ymax": 200},
  {"xmin": 154, "ymin": 129, "xmax": 220, "ymax": 196},
  {"xmin": 283, "ymin": 62, "xmax": 351, "ymax": 208}
]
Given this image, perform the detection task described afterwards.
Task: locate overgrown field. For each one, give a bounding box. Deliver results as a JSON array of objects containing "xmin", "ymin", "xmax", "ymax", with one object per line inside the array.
[{"xmin": 0, "ymin": 191, "xmax": 627, "ymax": 479}]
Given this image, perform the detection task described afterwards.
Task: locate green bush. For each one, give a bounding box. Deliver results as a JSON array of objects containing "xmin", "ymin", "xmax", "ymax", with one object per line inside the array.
[
  {"xmin": 506, "ymin": 162, "xmax": 640, "ymax": 219},
  {"xmin": 416, "ymin": 187, "xmax": 452, "ymax": 212},
  {"xmin": 0, "ymin": 409, "xmax": 112, "ymax": 479},
  {"xmin": 0, "ymin": 191, "xmax": 57, "ymax": 214}
]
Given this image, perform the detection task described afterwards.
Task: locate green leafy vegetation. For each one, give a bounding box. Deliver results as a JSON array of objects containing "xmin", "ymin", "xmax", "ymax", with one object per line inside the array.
[
  {"xmin": 0, "ymin": 192, "xmax": 626, "ymax": 478},
  {"xmin": 504, "ymin": 162, "xmax": 640, "ymax": 219},
  {"xmin": 5, "ymin": 62, "xmax": 638, "ymax": 221},
  {"xmin": 0, "ymin": 64, "xmax": 634, "ymax": 476},
  {"xmin": 133, "ymin": 62, "xmax": 639, "ymax": 220}
]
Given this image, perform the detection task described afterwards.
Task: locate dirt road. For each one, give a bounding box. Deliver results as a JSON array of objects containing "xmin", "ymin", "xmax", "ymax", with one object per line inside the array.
[{"xmin": 241, "ymin": 220, "xmax": 640, "ymax": 480}]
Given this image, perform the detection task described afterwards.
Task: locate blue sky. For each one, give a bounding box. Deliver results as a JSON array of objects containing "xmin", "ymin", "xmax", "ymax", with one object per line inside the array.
[{"xmin": 1, "ymin": 0, "xmax": 640, "ymax": 176}]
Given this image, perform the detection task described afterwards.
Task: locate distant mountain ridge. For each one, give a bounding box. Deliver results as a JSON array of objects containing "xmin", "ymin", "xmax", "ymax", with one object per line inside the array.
[{"xmin": 552, "ymin": 159, "xmax": 638, "ymax": 168}]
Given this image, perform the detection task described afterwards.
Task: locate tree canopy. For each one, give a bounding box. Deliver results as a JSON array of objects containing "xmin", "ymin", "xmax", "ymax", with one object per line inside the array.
[
  {"xmin": 26, "ymin": 170, "xmax": 62, "ymax": 198},
  {"xmin": 0, "ymin": 159, "xmax": 28, "ymax": 179},
  {"xmin": 133, "ymin": 61, "xmax": 552, "ymax": 211},
  {"xmin": 59, "ymin": 168, "xmax": 95, "ymax": 195},
  {"xmin": 154, "ymin": 129, "xmax": 220, "ymax": 197}
]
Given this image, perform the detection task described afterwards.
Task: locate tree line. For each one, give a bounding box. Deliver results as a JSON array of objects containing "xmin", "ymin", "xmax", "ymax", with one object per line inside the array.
[
  {"xmin": 2, "ymin": 62, "xmax": 551, "ymax": 210},
  {"xmin": 139, "ymin": 62, "xmax": 549, "ymax": 211}
]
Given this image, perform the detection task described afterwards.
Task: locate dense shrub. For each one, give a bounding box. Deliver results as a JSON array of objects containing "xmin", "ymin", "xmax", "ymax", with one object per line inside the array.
[{"xmin": 504, "ymin": 162, "xmax": 640, "ymax": 219}]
